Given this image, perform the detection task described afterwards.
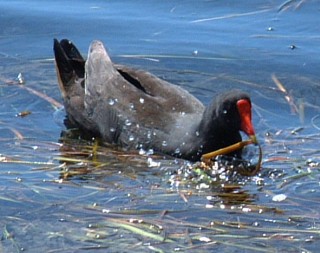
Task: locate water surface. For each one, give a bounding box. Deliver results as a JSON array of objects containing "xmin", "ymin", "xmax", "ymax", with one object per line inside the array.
[{"xmin": 1, "ymin": 0, "xmax": 320, "ymax": 252}]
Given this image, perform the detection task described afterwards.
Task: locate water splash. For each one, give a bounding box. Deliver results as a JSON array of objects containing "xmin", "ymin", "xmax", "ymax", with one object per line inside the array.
[
  {"xmin": 125, "ymin": 119, "xmax": 132, "ymax": 126},
  {"xmin": 174, "ymin": 148, "xmax": 181, "ymax": 154},
  {"xmin": 147, "ymin": 157, "xmax": 160, "ymax": 167},
  {"xmin": 108, "ymin": 98, "xmax": 118, "ymax": 105},
  {"xmin": 129, "ymin": 103, "xmax": 135, "ymax": 111}
]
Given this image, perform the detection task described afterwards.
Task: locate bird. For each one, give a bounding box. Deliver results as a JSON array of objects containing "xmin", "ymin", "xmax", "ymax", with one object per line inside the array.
[{"xmin": 53, "ymin": 39, "xmax": 256, "ymax": 161}]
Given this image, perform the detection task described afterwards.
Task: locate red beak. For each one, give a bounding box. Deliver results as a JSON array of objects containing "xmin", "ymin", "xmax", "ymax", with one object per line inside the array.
[{"xmin": 237, "ymin": 99, "xmax": 257, "ymax": 144}]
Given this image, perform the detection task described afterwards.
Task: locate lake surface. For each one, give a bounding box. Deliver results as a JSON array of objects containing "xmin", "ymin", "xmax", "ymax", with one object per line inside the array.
[{"xmin": 1, "ymin": 0, "xmax": 320, "ymax": 252}]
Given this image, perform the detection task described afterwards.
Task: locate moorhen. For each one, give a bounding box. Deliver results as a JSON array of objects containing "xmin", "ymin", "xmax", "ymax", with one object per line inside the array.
[{"xmin": 53, "ymin": 39, "xmax": 256, "ymax": 161}]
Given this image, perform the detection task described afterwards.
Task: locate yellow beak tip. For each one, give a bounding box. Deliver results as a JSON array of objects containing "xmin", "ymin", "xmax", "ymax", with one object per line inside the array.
[{"xmin": 250, "ymin": 135, "xmax": 258, "ymax": 145}]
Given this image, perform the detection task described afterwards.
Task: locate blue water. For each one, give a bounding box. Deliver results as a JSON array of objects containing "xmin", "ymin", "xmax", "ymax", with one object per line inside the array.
[
  {"xmin": 1, "ymin": 0, "xmax": 319, "ymax": 63},
  {"xmin": 0, "ymin": 1, "xmax": 320, "ymax": 252}
]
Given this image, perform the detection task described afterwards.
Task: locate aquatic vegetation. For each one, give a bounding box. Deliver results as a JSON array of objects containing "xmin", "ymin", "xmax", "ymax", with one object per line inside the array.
[{"xmin": 0, "ymin": 0, "xmax": 320, "ymax": 251}]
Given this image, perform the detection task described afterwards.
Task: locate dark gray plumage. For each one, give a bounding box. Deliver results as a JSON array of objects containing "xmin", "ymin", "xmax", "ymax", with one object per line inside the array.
[{"xmin": 53, "ymin": 39, "xmax": 256, "ymax": 161}]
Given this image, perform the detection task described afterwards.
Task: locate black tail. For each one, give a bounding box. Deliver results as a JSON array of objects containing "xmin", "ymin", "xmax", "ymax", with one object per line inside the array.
[{"xmin": 53, "ymin": 39, "xmax": 85, "ymax": 86}]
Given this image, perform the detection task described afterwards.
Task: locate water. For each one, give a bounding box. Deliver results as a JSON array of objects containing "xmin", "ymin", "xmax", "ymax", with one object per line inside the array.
[{"xmin": 1, "ymin": 0, "xmax": 320, "ymax": 252}]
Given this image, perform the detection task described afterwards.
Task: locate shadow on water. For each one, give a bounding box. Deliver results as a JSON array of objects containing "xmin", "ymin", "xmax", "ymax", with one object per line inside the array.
[{"xmin": 1, "ymin": 0, "xmax": 320, "ymax": 252}]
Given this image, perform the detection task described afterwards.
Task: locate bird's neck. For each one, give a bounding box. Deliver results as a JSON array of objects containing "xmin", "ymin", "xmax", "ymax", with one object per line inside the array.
[{"xmin": 197, "ymin": 106, "xmax": 242, "ymax": 156}]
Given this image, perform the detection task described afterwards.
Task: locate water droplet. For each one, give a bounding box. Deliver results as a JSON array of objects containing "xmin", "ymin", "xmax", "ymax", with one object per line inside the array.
[
  {"xmin": 180, "ymin": 112, "xmax": 186, "ymax": 116},
  {"xmin": 195, "ymin": 131, "xmax": 200, "ymax": 137},
  {"xmin": 139, "ymin": 98, "xmax": 144, "ymax": 104},
  {"xmin": 125, "ymin": 119, "xmax": 132, "ymax": 126},
  {"xmin": 139, "ymin": 149, "xmax": 146, "ymax": 155},
  {"xmin": 108, "ymin": 98, "xmax": 116, "ymax": 105},
  {"xmin": 162, "ymin": 141, "xmax": 168, "ymax": 147},
  {"xmin": 147, "ymin": 131, "xmax": 152, "ymax": 139},
  {"xmin": 16, "ymin": 73, "xmax": 25, "ymax": 84},
  {"xmin": 272, "ymin": 194, "xmax": 287, "ymax": 202},
  {"xmin": 147, "ymin": 157, "xmax": 161, "ymax": 167},
  {"xmin": 174, "ymin": 148, "xmax": 181, "ymax": 154},
  {"xmin": 146, "ymin": 149, "xmax": 154, "ymax": 155},
  {"xmin": 110, "ymin": 127, "xmax": 116, "ymax": 132},
  {"xmin": 129, "ymin": 135, "xmax": 135, "ymax": 141},
  {"xmin": 129, "ymin": 103, "xmax": 135, "ymax": 110},
  {"xmin": 223, "ymin": 109, "xmax": 227, "ymax": 114}
]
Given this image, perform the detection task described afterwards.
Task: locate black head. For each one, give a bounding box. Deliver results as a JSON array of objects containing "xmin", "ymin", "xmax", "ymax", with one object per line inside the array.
[
  {"xmin": 199, "ymin": 90, "xmax": 256, "ymax": 157},
  {"xmin": 213, "ymin": 90, "xmax": 252, "ymax": 133}
]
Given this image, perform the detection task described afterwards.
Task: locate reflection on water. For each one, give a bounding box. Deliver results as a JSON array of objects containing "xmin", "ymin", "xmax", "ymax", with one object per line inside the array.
[{"xmin": 0, "ymin": 0, "xmax": 320, "ymax": 252}]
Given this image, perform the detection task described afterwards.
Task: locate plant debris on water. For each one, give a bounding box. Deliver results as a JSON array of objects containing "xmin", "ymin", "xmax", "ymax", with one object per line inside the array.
[
  {"xmin": 1, "ymin": 113, "xmax": 320, "ymax": 252},
  {"xmin": 1, "ymin": 8, "xmax": 320, "ymax": 249}
]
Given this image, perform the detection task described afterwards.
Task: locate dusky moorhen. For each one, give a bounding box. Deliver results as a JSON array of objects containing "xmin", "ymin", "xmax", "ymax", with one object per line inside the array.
[{"xmin": 53, "ymin": 39, "xmax": 256, "ymax": 161}]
